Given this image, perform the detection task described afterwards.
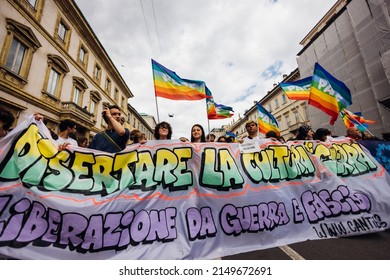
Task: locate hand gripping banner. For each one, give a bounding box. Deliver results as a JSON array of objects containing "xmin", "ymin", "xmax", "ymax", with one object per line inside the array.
[{"xmin": 0, "ymin": 117, "xmax": 389, "ymax": 259}]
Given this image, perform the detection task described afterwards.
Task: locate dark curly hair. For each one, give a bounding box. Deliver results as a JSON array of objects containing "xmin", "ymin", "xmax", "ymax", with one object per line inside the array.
[
  {"xmin": 0, "ymin": 107, "xmax": 15, "ymax": 130},
  {"xmin": 154, "ymin": 121, "xmax": 172, "ymax": 140}
]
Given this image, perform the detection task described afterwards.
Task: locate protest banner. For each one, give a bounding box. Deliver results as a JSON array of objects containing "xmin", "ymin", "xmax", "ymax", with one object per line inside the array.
[{"xmin": 0, "ymin": 117, "xmax": 389, "ymax": 259}]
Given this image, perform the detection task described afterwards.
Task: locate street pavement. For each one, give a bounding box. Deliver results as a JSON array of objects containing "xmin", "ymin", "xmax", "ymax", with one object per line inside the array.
[{"xmin": 222, "ymin": 229, "xmax": 390, "ymax": 260}]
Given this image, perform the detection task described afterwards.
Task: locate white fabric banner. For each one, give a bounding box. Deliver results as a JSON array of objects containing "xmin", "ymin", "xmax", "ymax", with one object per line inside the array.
[{"xmin": 0, "ymin": 117, "xmax": 389, "ymax": 259}]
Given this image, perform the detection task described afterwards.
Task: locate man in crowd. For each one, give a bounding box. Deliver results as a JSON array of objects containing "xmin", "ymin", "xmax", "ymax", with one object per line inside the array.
[
  {"xmin": 57, "ymin": 119, "xmax": 78, "ymax": 146},
  {"xmin": 346, "ymin": 127, "xmax": 362, "ymax": 140},
  {"xmin": 89, "ymin": 105, "xmax": 130, "ymax": 153}
]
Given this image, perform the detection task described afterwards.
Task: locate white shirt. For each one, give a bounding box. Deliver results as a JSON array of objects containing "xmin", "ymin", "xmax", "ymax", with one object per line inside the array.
[{"xmin": 57, "ymin": 136, "xmax": 78, "ymax": 146}]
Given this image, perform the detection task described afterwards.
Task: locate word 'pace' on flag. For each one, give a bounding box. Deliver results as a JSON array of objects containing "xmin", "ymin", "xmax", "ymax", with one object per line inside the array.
[
  {"xmin": 152, "ymin": 59, "xmax": 209, "ymax": 101},
  {"xmin": 309, "ymin": 63, "xmax": 352, "ymax": 125},
  {"xmin": 280, "ymin": 77, "xmax": 312, "ymax": 100},
  {"xmin": 256, "ymin": 103, "xmax": 280, "ymax": 136}
]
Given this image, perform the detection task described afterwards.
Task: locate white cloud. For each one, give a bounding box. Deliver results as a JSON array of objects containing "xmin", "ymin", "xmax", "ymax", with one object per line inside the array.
[{"xmin": 75, "ymin": 0, "xmax": 337, "ymax": 139}]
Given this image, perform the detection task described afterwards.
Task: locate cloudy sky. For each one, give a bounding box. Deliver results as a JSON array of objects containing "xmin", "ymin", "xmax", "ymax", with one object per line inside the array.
[{"xmin": 75, "ymin": 0, "xmax": 337, "ymax": 139}]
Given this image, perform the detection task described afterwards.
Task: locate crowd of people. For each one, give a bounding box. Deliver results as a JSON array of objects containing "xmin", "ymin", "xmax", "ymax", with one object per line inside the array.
[{"xmin": 0, "ymin": 105, "xmax": 388, "ymax": 155}]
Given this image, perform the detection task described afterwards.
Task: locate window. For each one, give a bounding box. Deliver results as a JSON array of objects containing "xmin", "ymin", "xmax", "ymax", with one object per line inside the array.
[
  {"xmin": 105, "ymin": 78, "xmax": 111, "ymax": 93},
  {"xmin": 47, "ymin": 68, "xmax": 60, "ymax": 96},
  {"xmin": 282, "ymin": 94, "xmax": 287, "ymax": 104},
  {"xmin": 285, "ymin": 114, "xmax": 291, "ymax": 126},
  {"xmin": 114, "ymin": 88, "xmax": 119, "ymax": 101},
  {"xmin": 72, "ymin": 77, "xmax": 88, "ymax": 107},
  {"xmin": 79, "ymin": 47, "xmax": 85, "ymax": 62},
  {"xmin": 90, "ymin": 91, "xmax": 101, "ymax": 117},
  {"xmin": 121, "ymin": 96, "xmax": 125, "ymax": 109},
  {"xmin": 93, "ymin": 63, "xmax": 101, "ymax": 83},
  {"xmin": 55, "ymin": 17, "xmax": 71, "ymax": 50},
  {"xmin": 268, "ymin": 104, "xmax": 272, "ymax": 112},
  {"xmin": 16, "ymin": 0, "xmax": 44, "ymax": 21},
  {"xmin": 5, "ymin": 37, "xmax": 26, "ymax": 74},
  {"xmin": 1, "ymin": 19, "xmax": 41, "ymax": 86},
  {"xmin": 294, "ymin": 111, "xmax": 300, "ymax": 123},
  {"xmin": 27, "ymin": 0, "xmax": 37, "ymax": 7},
  {"xmin": 42, "ymin": 54, "xmax": 69, "ymax": 99},
  {"xmin": 78, "ymin": 44, "xmax": 88, "ymax": 69},
  {"xmin": 73, "ymin": 87, "xmax": 81, "ymax": 104},
  {"xmin": 58, "ymin": 22, "xmax": 67, "ymax": 42},
  {"xmin": 274, "ymin": 98, "xmax": 279, "ymax": 109},
  {"xmin": 277, "ymin": 117, "xmax": 283, "ymax": 130},
  {"xmin": 90, "ymin": 100, "xmax": 96, "ymax": 115}
]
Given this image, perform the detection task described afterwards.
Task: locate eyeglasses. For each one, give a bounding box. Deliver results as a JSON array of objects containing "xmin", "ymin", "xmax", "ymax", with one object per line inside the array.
[{"xmin": 159, "ymin": 126, "xmax": 169, "ymax": 130}]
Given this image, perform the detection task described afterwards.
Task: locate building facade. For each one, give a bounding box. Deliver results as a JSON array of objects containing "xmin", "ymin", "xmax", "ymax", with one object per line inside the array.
[
  {"xmin": 0, "ymin": 0, "xmax": 151, "ymax": 142},
  {"xmin": 297, "ymin": 0, "xmax": 390, "ymax": 137}
]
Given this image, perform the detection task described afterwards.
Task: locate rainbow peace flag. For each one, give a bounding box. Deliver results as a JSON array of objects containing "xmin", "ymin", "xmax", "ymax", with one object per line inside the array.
[
  {"xmin": 257, "ymin": 103, "xmax": 280, "ymax": 136},
  {"xmin": 152, "ymin": 59, "xmax": 209, "ymax": 100},
  {"xmin": 309, "ymin": 63, "xmax": 352, "ymax": 125},
  {"xmin": 280, "ymin": 77, "xmax": 312, "ymax": 100},
  {"xmin": 340, "ymin": 109, "xmax": 377, "ymax": 131},
  {"xmin": 206, "ymin": 87, "xmax": 234, "ymax": 119}
]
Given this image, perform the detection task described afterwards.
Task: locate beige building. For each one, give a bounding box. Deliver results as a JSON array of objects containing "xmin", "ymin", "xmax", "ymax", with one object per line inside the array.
[
  {"xmin": 228, "ymin": 69, "xmax": 309, "ymax": 141},
  {"xmin": 0, "ymin": 0, "xmax": 151, "ymax": 141}
]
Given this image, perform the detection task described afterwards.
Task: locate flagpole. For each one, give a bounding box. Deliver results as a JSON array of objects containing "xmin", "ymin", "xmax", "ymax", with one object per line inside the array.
[
  {"xmin": 151, "ymin": 59, "xmax": 160, "ymax": 123},
  {"xmin": 155, "ymin": 95, "xmax": 160, "ymax": 123},
  {"xmin": 341, "ymin": 109, "xmax": 375, "ymax": 137}
]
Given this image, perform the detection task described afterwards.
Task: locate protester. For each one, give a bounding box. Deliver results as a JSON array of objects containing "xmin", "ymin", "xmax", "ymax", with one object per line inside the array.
[
  {"xmin": 227, "ymin": 136, "xmax": 236, "ymax": 143},
  {"xmin": 129, "ymin": 129, "xmax": 140, "ymax": 144},
  {"xmin": 345, "ymin": 127, "xmax": 362, "ymax": 140},
  {"xmin": 1, "ymin": 108, "xmax": 44, "ymax": 139},
  {"xmin": 265, "ymin": 130, "xmax": 279, "ymax": 142},
  {"xmin": 77, "ymin": 137, "xmax": 89, "ymax": 148},
  {"xmin": 362, "ymin": 131, "xmax": 380, "ymax": 140},
  {"xmin": 206, "ymin": 133, "xmax": 216, "ymax": 142},
  {"xmin": 313, "ymin": 128, "xmax": 331, "ymax": 142},
  {"xmin": 133, "ymin": 131, "xmax": 147, "ymax": 144},
  {"xmin": 217, "ymin": 136, "xmax": 227, "ymax": 142},
  {"xmin": 57, "ymin": 119, "xmax": 78, "ymax": 146},
  {"xmin": 154, "ymin": 121, "xmax": 172, "ymax": 140},
  {"xmin": 88, "ymin": 104, "xmax": 130, "ymax": 152},
  {"xmin": 0, "ymin": 106, "xmax": 15, "ymax": 139},
  {"xmin": 294, "ymin": 124, "xmax": 314, "ymax": 140},
  {"xmin": 180, "ymin": 124, "xmax": 206, "ymax": 143},
  {"xmin": 237, "ymin": 120, "xmax": 261, "ymax": 143}
]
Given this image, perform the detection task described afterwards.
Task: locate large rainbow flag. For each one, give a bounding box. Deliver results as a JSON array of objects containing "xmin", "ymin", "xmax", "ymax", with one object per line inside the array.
[
  {"xmin": 152, "ymin": 59, "xmax": 209, "ymax": 100},
  {"xmin": 257, "ymin": 103, "xmax": 280, "ymax": 136},
  {"xmin": 309, "ymin": 63, "xmax": 352, "ymax": 125},
  {"xmin": 280, "ymin": 76, "xmax": 312, "ymax": 100}
]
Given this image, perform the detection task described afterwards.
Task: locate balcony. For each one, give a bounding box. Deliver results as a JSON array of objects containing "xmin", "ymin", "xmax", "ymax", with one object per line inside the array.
[{"xmin": 61, "ymin": 101, "xmax": 95, "ymax": 127}]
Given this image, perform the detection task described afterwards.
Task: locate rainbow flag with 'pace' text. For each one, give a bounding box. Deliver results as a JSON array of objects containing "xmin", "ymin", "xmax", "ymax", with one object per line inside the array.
[
  {"xmin": 309, "ymin": 63, "xmax": 352, "ymax": 125},
  {"xmin": 152, "ymin": 59, "xmax": 209, "ymax": 101}
]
